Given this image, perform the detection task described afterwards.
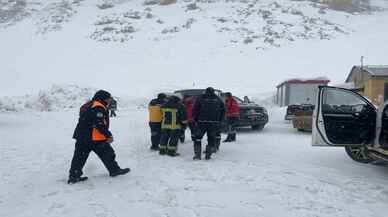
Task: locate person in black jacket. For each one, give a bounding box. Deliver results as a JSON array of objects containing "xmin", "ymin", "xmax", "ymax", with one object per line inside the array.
[
  {"xmin": 108, "ymin": 98, "xmax": 117, "ymax": 117},
  {"xmin": 68, "ymin": 90, "xmax": 130, "ymax": 184},
  {"xmin": 159, "ymin": 96, "xmax": 187, "ymax": 157},
  {"xmin": 192, "ymin": 87, "xmax": 225, "ymax": 160}
]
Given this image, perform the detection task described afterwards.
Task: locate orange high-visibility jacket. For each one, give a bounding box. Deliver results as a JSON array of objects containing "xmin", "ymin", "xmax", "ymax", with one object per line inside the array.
[{"xmin": 91, "ymin": 101, "xmax": 110, "ymax": 142}]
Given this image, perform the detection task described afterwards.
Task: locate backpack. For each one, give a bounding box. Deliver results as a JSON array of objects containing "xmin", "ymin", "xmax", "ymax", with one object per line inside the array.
[
  {"xmin": 72, "ymin": 101, "xmax": 93, "ymax": 140},
  {"xmin": 79, "ymin": 100, "xmax": 93, "ymax": 117}
]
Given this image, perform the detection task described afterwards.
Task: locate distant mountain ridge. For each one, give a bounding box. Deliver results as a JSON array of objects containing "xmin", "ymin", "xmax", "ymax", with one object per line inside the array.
[{"xmin": 1, "ymin": 0, "xmax": 386, "ymax": 49}]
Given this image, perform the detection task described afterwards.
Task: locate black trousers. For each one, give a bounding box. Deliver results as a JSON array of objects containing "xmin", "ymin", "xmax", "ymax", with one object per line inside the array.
[
  {"xmin": 149, "ymin": 122, "xmax": 162, "ymax": 148},
  {"xmin": 226, "ymin": 117, "xmax": 239, "ymax": 136},
  {"xmin": 160, "ymin": 129, "xmax": 181, "ymax": 153},
  {"xmin": 194, "ymin": 122, "xmax": 220, "ymax": 155},
  {"xmin": 69, "ymin": 140, "xmax": 121, "ymax": 178},
  {"xmin": 188, "ymin": 122, "xmax": 197, "ymax": 141},
  {"xmin": 110, "ymin": 110, "xmax": 117, "ymax": 117}
]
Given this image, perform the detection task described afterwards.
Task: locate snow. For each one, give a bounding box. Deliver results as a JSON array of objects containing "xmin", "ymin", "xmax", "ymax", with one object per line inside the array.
[
  {"xmin": 2, "ymin": 0, "xmax": 388, "ymax": 216},
  {"xmin": 0, "ymin": 84, "xmax": 97, "ymax": 112},
  {"xmin": 1, "ymin": 0, "xmax": 388, "ymax": 98},
  {"xmin": 1, "ymin": 107, "xmax": 388, "ymax": 217}
]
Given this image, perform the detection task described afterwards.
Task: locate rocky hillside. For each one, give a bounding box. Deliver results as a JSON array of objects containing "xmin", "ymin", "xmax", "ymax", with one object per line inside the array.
[
  {"xmin": 1, "ymin": 0, "xmax": 386, "ymax": 49},
  {"xmin": 1, "ymin": 0, "xmax": 388, "ymax": 106}
]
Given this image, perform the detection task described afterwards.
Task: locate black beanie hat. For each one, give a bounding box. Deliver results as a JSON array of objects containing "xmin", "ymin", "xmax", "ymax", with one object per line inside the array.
[
  {"xmin": 157, "ymin": 93, "xmax": 167, "ymax": 100},
  {"xmin": 93, "ymin": 90, "xmax": 112, "ymax": 101},
  {"xmin": 225, "ymin": 92, "xmax": 232, "ymax": 97}
]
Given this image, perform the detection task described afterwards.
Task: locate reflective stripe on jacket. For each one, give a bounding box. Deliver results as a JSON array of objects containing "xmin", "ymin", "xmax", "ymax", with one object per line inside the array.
[{"xmin": 161, "ymin": 108, "xmax": 181, "ymax": 130}]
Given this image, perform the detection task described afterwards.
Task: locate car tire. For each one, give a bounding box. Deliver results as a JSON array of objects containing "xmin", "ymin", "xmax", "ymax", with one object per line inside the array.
[
  {"xmin": 344, "ymin": 146, "xmax": 373, "ymax": 164},
  {"xmin": 252, "ymin": 124, "xmax": 264, "ymax": 131}
]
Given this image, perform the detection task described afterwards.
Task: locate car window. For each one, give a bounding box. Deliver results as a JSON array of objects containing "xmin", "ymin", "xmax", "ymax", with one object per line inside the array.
[
  {"xmin": 322, "ymin": 88, "xmax": 368, "ymax": 113},
  {"xmin": 233, "ymin": 96, "xmax": 244, "ymax": 103}
]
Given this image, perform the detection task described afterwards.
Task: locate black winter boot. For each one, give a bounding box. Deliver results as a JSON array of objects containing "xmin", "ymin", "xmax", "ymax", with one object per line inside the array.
[
  {"xmin": 179, "ymin": 134, "xmax": 185, "ymax": 143},
  {"xmin": 167, "ymin": 150, "xmax": 180, "ymax": 157},
  {"xmin": 159, "ymin": 148, "xmax": 167, "ymax": 155},
  {"xmin": 223, "ymin": 135, "xmax": 232, "ymax": 143},
  {"xmin": 110, "ymin": 168, "xmax": 130, "ymax": 177},
  {"xmin": 150, "ymin": 145, "xmax": 159, "ymax": 151},
  {"xmin": 68, "ymin": 176, "xmax": 88, "ymax": 184},
  {"xmin": 231, "ymin": 133, "xmax": 236, "ymax": 142},
  {"xmin": 193, "ymin": 143, "xmax": 202, "ymax": 160},
  {"xmin": 205, "ymin": 146, "xmax": 212, "ymax": 160}
]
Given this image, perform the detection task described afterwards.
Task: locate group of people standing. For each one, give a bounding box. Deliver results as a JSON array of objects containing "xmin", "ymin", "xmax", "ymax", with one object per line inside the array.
[
  {"xmin": 148, "ymin": 87, "xmax": 241, "ymax": 160},
  {"xmin": 66, "ymin": 87, "xmax": 241, "ymax": 184}
]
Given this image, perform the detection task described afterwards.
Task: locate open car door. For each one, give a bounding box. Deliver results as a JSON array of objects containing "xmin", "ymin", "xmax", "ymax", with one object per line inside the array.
[
  {"xmin": 312, "ymin": 86, "xmax": 377, "ymax": 147},
  {"xmin": 377, "ymin": 101, "xmax": 388, "ymax": 148}
]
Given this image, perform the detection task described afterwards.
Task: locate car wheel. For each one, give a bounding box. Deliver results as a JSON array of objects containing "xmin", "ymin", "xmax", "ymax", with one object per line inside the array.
[
  {"xmin": 344, "ymin": 146, "xmax": 373, "ymax": 164},
  {"xmin": 252, "ymin": 124, "xmax": 264, "ymax": 131}
]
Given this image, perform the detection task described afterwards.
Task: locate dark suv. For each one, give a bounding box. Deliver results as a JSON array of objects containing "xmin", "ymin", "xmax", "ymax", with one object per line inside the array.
[{"xmin": 174, "ymin": 89, "xmax": 269, "ymax": 131}]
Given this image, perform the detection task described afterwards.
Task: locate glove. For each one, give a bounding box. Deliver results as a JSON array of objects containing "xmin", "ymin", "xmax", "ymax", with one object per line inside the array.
[{"xmin": 106, "ymin": 137, "xmax": 114, "ymax": 144}]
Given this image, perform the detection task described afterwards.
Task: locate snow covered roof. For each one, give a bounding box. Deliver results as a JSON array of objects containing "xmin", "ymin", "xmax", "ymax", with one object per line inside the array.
[
  {"xmin": 346, "ymin": 65, "xmax": 388, "ymax": 82},
  {"xmin": 363, "ymin": 65, "xmax": 388, "ymax": 76},
  {"xmin": 332, "ymin": 82, "xmax": 355, "ymax": 89},
  {"xmin": 276, "ymin": 77, "xmax": 330, "ymax": 88}
]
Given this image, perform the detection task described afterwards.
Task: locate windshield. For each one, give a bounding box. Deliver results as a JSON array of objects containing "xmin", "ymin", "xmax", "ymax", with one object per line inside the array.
[
  {"xmin": 233, "ymin": 96, "xmax": 244, "ymax": 103},
  {"xmin": 174, "ymin": 89, "xmax": 222, "ymax": 98}
]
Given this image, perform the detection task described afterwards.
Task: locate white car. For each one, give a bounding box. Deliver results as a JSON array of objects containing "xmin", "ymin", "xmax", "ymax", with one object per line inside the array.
[{"xmin": 312, "ymin": 86, "xmax": 388, "ymax": 164}]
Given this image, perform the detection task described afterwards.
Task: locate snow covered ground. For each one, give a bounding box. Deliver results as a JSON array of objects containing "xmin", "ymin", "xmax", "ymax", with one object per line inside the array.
[{"xmin": 1, "ymin": 107, "xmax": 388, "ymax": 217}]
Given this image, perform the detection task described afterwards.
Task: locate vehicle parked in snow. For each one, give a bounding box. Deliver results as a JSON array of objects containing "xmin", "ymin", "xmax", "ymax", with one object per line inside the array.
[
  {"xmin": 312, "ymin": 86, "xmax": 388, "ymax": 164},
  {"xmin": 285, "ymin": 104, "xmax": 301, "ymax": 120},
  {"xmin": 173, "ymin": 89, "xmax": 269, "ymax": 131},
  {"xmin": 291, "ymin": 104, "xmax": 315, "ymax": 132}
]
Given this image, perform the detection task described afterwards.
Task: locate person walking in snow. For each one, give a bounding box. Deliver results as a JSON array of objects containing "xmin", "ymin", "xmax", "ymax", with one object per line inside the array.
[
  {"xmin": 223, "ymin": 92, "xmax": 240, "ymax": 143},
  {"xmin": 148, "ymin": 93, "xmax": 167, "ymax": 151},
  {"xmin": 108, "ymin": 98, "xmax": 117, "ymax": 117},
  {"xmin": 68, "ymin": 90, "xmax": 130, "ymax": 184},
  {"xmin": 159, "ymin": 95, "xmax": 187, "ymax": 157},
  {"xmin": 192, "ymin": 87, "xmax": 225, "ymax": 160}
]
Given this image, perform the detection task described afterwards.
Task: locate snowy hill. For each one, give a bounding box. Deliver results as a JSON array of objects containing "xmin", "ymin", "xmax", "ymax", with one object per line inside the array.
[
  {"xmin": 0, "ymin": 84, "xmax": 96, "ymax": 111},
  {"xmin": 1, "ymin": 0, "xmax": 388, "ymax": 101}
]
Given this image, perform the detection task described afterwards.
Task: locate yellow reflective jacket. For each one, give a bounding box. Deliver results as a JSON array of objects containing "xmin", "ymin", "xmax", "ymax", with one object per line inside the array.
[{"xmin": 149, "ymin": 98, "xmax": 164, "ymax": 122}]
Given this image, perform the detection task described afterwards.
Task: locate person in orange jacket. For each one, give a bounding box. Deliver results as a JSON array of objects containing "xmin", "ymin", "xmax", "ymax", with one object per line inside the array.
[
  {"xmin": 223, "ymin": 92, "xmax": 240, "ymax": 142},
  {"xmin": 68, "ymin": 90, "xmax": 130, "ymax": 184}
]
